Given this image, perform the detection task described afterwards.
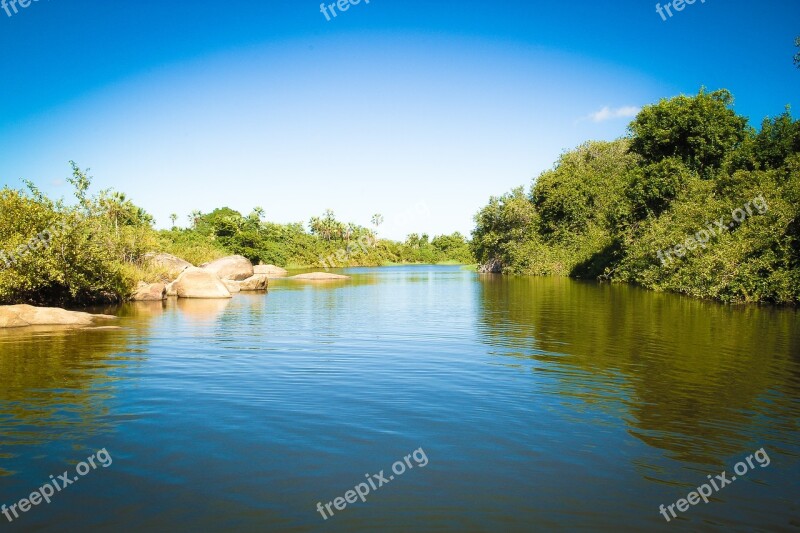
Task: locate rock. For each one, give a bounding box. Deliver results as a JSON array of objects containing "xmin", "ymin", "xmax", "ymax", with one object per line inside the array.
[
  {"xmin": 254, "ymin": 264, "xmax": 288, "ymax": 277},
  {"xmin": 202, "ymin": 255, "xmax": 254, "ymax": 281},
  {"xmin": 0, "ymin": 305, "xmax": 117, "ymax": 329},
  {"xmin": 239, "ymin": 274, "xmax": 269, "ymax": 291},
  {"xmin": 289, "ymin": 272, "xmax": 350, "ymax": 281},
  {"xmin": 165, "ymin": 281, "xmax": 178, "ymax": 297},
  {"xmin": 478, "ymin": 258, "xmax": 503, "ymax": 274},
  {"xmin": 143, "ymin": 252, "xmax": 193, "ymax": 278},
  {"xmin": 173, "ymin": 267, "xmax": 232, "ymax": 299},
  {"xmin": 131, "ymin": 282, "xmax": 167, "ymax": 301},
  {"xmin": 223, "ymin": 280, "xmax": 241, "ymax": 294}
]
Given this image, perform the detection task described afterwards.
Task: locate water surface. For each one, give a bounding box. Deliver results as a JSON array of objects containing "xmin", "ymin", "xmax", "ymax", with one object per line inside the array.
[{"xmin": 1, "ymin": 266, "xmax": 798, "ymax": 531}]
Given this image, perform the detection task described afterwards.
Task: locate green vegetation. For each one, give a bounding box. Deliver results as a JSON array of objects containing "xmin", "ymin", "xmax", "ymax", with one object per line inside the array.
[
  {"xmin": 162, "ymin": 206, "xmax": 472, "ymax": 269},
  {"xmin": 473, "ymin": 89, "xmax": 800, "ymax": 304},
  {"xmin": 0, "ymin": 166, "xmax": 472, "ymax": 307}
]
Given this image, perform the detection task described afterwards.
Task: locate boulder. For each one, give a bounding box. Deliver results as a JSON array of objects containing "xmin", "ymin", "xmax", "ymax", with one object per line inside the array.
[
  {"xmin": 202, "ymin": 255, "xmax": 254, "ymax": 281},
  {"xmin": 254, "ymin": 264, "xmax": 288, "ymax": 277},
  {"xmin": 131, "ymin": 282, "xmax": 167, "ymax": 301},
  {"xmin": 289, "ymin": 272, "xmax": 350, "ymax": 281},
  {"xmin": 0, "ymin": 305, "xmax": 116, "ymax": 329},
  {"xmin": 143, "ymin": 252, "xmax": 193, "ymax": 278},
  {"xmin": 239, "ymin": 274, "xmax": 269, "ymax": 291},
  {"xmin": 478, "ymin": 258, "xmax": 503, "ymax": 274},
  {"xmin": 223, "ymin": 280, "xmax": 241, "ymax": 294},
  {"xmin": 173, "ymin": 267, "xmax": 232, "ymax": 299},
  {"xmin": 165, "ymin": 281, "xmax": 178, "ymax": 297}
]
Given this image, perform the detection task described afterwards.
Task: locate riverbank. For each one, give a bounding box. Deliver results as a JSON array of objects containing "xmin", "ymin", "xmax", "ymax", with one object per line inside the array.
[
  {"xmin": 0, "ymin": 166, "xmax": 473, "ymax": 308},
  {"xmin": 472, "ymin": 90, "xmax": 800, "ymax": 305}
]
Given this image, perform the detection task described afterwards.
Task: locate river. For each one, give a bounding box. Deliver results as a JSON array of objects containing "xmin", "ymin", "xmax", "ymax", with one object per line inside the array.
[{"xmin": 0, "ymin": 265, "xmax": 798, "ymax": 531}]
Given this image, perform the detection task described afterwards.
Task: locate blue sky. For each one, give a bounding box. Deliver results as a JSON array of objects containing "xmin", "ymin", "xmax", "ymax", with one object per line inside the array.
[{"xmin": 1, "ymin": 0, "xmax": 798, "ymax": 239}]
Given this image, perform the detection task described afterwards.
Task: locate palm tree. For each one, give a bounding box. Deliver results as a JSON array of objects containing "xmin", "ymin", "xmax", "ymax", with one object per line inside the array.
[
  {"xmin": 188, "ymin": 210, "xmax": 203, "ymax": 229},
  {"xmin": 169, "ymin": 213, "xmax": 178, "ymax": 229},
  {"xmin": 249, "ymin": 206, "xmax": 266, "ymax": 234}
]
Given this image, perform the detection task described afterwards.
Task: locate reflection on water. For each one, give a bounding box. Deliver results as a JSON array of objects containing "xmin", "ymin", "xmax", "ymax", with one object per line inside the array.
[
  {"xmin": 476, "ymin": 276, "xmax": 800, "ymax": 468},
  {"xmin": 0, "ymin": 326, "xmax": 142, "ymax": 476},
  {"xmin": 0, "ymin": 266, "xmax": 797, "ymax": 531}
]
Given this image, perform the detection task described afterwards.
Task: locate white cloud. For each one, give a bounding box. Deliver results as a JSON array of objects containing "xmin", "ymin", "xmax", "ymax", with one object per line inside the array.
[{"xmin": 587, "ymin": 105, "xmax": 641, "ymax": 122}]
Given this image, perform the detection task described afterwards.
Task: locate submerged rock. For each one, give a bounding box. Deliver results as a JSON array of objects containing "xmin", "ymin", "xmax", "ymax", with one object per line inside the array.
[
  {"xmin": 254, "ymin": 264, "xmax": 288, "ymax": 277},
  {"xmin": 289, "ymin": 272, "xmax": 350, "ymax": 281},
  {"xmin": 0, "ymin": 305, "xmax": 117, "ymax": 329}
]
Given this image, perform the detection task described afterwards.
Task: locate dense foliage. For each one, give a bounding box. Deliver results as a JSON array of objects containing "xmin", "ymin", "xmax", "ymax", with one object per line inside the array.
[
  {"xmin": 0, "ymin": 169, "xmax": 472, "ymax": 307},
  {"xmin": 473, "ymin": 89, "xmax": 800, "ymax": 304},
  {"xmin": 0, "ymin": 164, "xmax": 159, "ymax": 306},
  {"xmin": 162, "ymin": 206, "xmax": 473, "ymax": 269}
]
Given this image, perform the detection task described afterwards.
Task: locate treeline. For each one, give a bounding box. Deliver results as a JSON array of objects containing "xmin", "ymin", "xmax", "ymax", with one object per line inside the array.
[
  {"xmin": 0, "ymin": 169, "xmax": 473, "ymax": 306},
  {"xmin": 472, "ymin": 89, "xmax": 800, "ymax": 304},
  {"xmin": 161, "ymin": 206, "xmax": 473, "ymax": 268}
]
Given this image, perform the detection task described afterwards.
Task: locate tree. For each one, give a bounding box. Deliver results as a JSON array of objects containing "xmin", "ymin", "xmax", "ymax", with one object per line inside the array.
[
  {"xmin": 248, "ymin": 207, "xmax": 266, "ymax": 234},
  {"xmin": 628, "ymin": 89, "xmax": 749, "ymax": 177},
  {"xmin": 794, "ymin": 36, "xmax": 800, "ymax": 68},
  {"xmin": 169, "ymin": 213, "xmax": 178, "ymax": 229},
  {"xmin": 753, "ymin": 109, "xmax": 800, "ymax": 170},
  {"xmin": 188, "ymin": 210, "xmax": 203, "ymax": 228}
]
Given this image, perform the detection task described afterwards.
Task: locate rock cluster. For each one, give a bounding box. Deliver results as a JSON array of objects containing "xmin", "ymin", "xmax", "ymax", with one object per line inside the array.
[{"xmin": 133, "ymin": 254, "xmax": 269, "ymax": 301}]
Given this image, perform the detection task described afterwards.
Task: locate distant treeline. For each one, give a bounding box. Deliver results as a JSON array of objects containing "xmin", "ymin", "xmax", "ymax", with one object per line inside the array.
[
  {"xmin": 472, "ymin": 89, "xmax": 800, "ymax": 304},
  {"xmin": 0, "ymin": 170, "xmax": 472, "ymax": 307}
]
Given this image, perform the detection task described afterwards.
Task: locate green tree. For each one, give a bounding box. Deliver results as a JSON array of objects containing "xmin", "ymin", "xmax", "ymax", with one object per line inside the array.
[
  {"xmin": 794, "ymin": 36, "xmax": 800, "ymax": 68},
  {"xmin": 628, "ymin": 89, "xmax": 749, "ymax": 177},
  {"xmin": 753, "ymin": 109, "xmax": 800, "ymax": 171}
]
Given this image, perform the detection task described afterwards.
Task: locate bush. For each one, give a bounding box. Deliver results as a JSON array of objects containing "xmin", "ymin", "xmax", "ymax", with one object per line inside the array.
[{"xmin": 473, "ymin": 89, "xmax": 800, "ymax": 304}]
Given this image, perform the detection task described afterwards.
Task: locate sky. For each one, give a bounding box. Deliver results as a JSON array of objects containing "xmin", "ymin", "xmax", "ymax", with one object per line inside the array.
[{"xmin": 0, "ymin": 0, "xmax": 798, "ymax": 239}]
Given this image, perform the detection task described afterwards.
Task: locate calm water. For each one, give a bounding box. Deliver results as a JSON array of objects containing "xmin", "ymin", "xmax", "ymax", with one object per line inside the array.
[{"xmin": 1, "ymin": 265, "xmax": 798, "ymax": 532}]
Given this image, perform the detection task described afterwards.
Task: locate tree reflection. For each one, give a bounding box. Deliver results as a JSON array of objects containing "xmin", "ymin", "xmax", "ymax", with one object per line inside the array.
[{"xmin": 476, "ymin": 275, "xmax": 800, "ymax": 466}]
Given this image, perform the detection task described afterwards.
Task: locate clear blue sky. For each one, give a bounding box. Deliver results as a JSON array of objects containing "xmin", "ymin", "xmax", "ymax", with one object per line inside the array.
[{"xmin": 1, "ymin": 0, "xmax": 798, "ymax": 239}]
